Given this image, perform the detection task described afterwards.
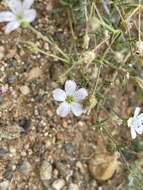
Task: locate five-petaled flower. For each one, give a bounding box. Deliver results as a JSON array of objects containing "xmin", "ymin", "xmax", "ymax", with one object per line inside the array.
[
  {"xmin": 127, "ymin": 107, "xmax": 143, "ymax": 139},
  {"xmin": 0, "ymin": 0, "xmax": 36, "ymax": 34},
  {"xmin": 52, "ymin": 80, "xmax": 88, "ymax": 117}
]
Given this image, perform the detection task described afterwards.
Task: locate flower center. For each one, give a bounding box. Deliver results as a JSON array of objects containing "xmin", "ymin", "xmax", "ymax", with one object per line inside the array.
[
  {"xmin": 21, "ymin": 21, "xmax": 29, "ymax": 28},
  {"xmin": 65, "ymin": 95, "xmax": 74, "ymax": 104},
  {"xmin": 16, "ymin": 13, "xmax": 24, "ymax": 21}
]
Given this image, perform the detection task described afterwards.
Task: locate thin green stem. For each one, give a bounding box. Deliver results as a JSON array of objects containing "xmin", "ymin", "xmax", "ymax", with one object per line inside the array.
[
  {"xmin": 88, "ymin": 33, "xmax": 120, "ymax": 114},
  {"xmin": 29, "ymin": 26, "xmax": 70, "ymax": 61}
]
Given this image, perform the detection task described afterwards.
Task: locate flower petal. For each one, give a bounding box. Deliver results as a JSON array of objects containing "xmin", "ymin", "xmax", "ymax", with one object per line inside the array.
[
  {"xmin": 56, "ymin": 102, "xmax": 70, "ymax": 117},
  {"xmin": 23, "ymin": 9, "xmax": 36, "ymax": 23},
  {"xmin": 65, "ymin": 80, "xmax": 77, "ymax": 95},
  {"xmin": 7, "ymin": 0, "xmax": 22, "ymax": 14},
  {"xmin": 71, "ymin": 102, "xmax": 83, "ymax": 116},
  {"xmin": 134, "ymin": 107, "xmax": 141, "ymax": 117},
  {"xmin": 5, "ymin": 21, "xmax": 20, "ymax": 34},
  {"xmin": 52, "ymin": 88, "xmax": 66, "ymax": 101},
  {"xmin": 136, "ymin": 126, "xmax": 143, "ymax": 135},
  {"xmin": 74, "ymin": 88, "xmax": 88, "ymax": 101},
  {"xmin": 23, "ymin": 0, "xmax": 34, "ymax": 10},
  {"xmin": 127, "ymin": 117, "xmax": 133, "ymax": 128},
  {"xmin": 138, "ymin": 113, "xmax": 143, "ymax": 121},
  {"xmin": 131, "ymin": 127, "xmax": 137, "ymax": 139},
  {"xmin": 0, "ymin": 12, "xmax": 15, "ymax": 22}
]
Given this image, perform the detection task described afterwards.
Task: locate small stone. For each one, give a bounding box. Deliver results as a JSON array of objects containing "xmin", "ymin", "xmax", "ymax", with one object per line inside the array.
[
  {"xmin": 0, "ymin": 180, "xmax": 9, "ymax": 190},
  {"xmin": 47, "ymin": 110, "xmax": 54, "ymax": 117},
  {"xmin": 44, "ymin": 42, "xmax": 49, "ymax": 50},
  {"xmin": 3, "ymin": 169, "xmax": 13, "ymax": 180},
  {"xmin": 1, "ymin": 66, "xmax": 5, "ymax": 72},
  {"xmin": 63, "ymin": 143, "xmax": 75, "ymax": 155},
  {"xmin": 0, "ymin": 46, "xmax": 5, "ymax": 60},
  {"xmin": 20, "ymin": 85, "xmax": 30, "ymax": 95},
  {"xmin": 68, "ymin": 183, "xmax": 79, "ymax": 190},
  {"xmin": 0, "ymin": 148, "xmax": 8, "ymax": 157},
  {"xmin": 52, "ymin": 179, "xmax": 65, "ymax": 190},
  {"xmin": 55, "ymin": 162, "xmax": 71, "ymax": 178},
  {"xmin": 27, "ymin": 67, "xmax": 42, "ymax": 81},
  {"xmin": 7, "ymin": 75, "xmax": 17, "ymax": 84},
  {"xmin": 40, "ymin": 160, "xmax": 52, "ymax": 187},
  {"xmin": 76, "ymin": 161, "xmax": 85, "ymax": 174},
  {"xmin": 53, "ymin": 169, "xmax": 59, "ymax": 178},
  {"xmin": 18, "ymin": 116, "xmax": 31, "ymax": 130},
  {"xmin": 21, "ymin": 151, "xmax": 27, "ymax": 157},
  {"xmin": 88, "ymin": 152, "xmax": 119, "ymax": 181},
  {"xmin": 9, "ymin": 147, "xmax": 16, "ymax": 154},
  {"xmin": 8, "ymin": 59, "xmax": 17, "ymax": 68},
  {"xmin": 16, "ymin": 161, "xmax": 32, "ymax": 174}
]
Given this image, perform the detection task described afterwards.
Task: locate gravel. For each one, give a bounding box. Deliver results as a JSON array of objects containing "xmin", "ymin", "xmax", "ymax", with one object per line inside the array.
[
  {"xmin": 40, "ymin": 160, "xmax": 53, "ymax": 187},
  {"xmin": 52, "ymin": 179, "xmax": 66, "ymax": 190},
  {"xmin": 68, "ymin": 183, "xmax": 79, "ymax": 190}
]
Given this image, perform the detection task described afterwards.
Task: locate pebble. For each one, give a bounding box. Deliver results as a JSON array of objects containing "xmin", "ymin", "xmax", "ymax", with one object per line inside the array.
[
  {"xmin": 76, "ymin": 161, "xmax": 85, "ymax": 174},
  {"xmin": 3, "ymin": 169, "xmax": 13, "ymax": 180},
  {"xmin": 44, "ymin": 42, "xmax": 49, "ymax": 50},
  {"xmin": 9, "ymin": 146, "xmax": 16, "ymax": 154},
  {"xmin": 20, "ymin": 85, "xmax": 30, "ymax": 95},
  {"xmin": 0, "ymin": 148, "xmax": 8, "ymax": 157},
  {"xmin": 27, "ymin": 67, "xmax": 42, "ymax": 81},
  {"xmin": 7, "ymin": 75, "xmax": 17, "ymax": 84},
  {"xmin": 0, "ymin": 46, "xmax": 5, "ymax": 60},
  {"xmin": 55, "ymin": 162, "xmax": 71, "ymax": 177},
  {"xmin": 40, "ymin": 160, "xmax": 52, "ymax": 187},
  {"xmin": 68, "ymin": 183, "xmax": 79, "ymax": 190},
  {"xmin": 0, "ymin": 180, "xmax": 9, "ymax": 190},
  {"xmin": 8, "ymin": 59, "xmax": 17, "ymax": 68},
  {"xmin": 63, "ymin": 143, "xmax": 75, "ymax": 155},
  {"xmin": 16, "ymin": 161, "xmax": 32, "ymax": 174},
  {"xmin": 88, "ymin": 152, "xmax": 119, "ymax": 181},
  {"xmin": 21, "ymin": 151, "xmax": 27, "ymax": 157},
  {"xmin": 52, "ymin": 179, "xmax": 65, "ymax": 190},
  {"xmin": 18, "ymin": 116, "xmax": 31, "ymax": 130}
]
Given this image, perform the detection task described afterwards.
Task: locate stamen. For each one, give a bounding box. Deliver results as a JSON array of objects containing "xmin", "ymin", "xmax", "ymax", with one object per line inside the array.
[{"xmin": 65, "ymin": 96, "xmax": 74, "ymax": 104}]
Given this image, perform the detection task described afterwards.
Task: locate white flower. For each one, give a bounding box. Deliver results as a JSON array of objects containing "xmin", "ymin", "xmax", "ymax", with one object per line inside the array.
[
  {"xmin": 0, "ymin": 0, "xmax": 36, "ymax": 34},
  {"xmin": 52, "ymin": 80, "xmax": 88, "ymax": 117},
  {"xmin": 127, "ymin": 107, "xmax": 143, "ymax": 139}
]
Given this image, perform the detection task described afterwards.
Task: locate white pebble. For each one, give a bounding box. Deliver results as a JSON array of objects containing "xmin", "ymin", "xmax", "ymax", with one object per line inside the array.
[
  {"xmin": 20, "ymin": 85, "xmax": 30, "ymax": 95},
  {"xmin": 52, "ymin": 179, "xmax": 65, "ymax": 190},
  {"xmin": 68, "ymin": 183, "xmax": 79, "ymax": 190}
]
